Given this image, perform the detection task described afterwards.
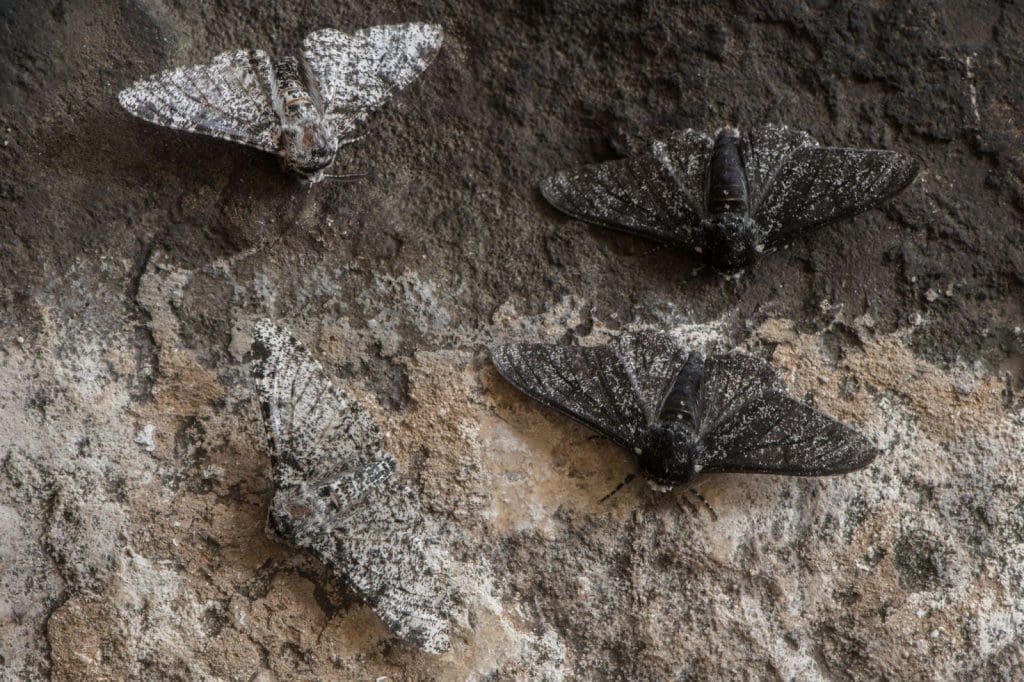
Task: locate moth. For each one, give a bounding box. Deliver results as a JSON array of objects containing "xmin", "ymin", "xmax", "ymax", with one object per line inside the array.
[
  {"xmin": 119, "ymin": 23, "xmax": 443, "ymax": 182},
  {"xmin": 251, "ymin": 320, "xmax": 460, "ymax": 653},
  {"xmin": 491, "ymin": 331, "xmax": 878, "ymax": 489},
  {"xmin": 541, "ymin": 125, "xmax": 920, "ymax": 270}
]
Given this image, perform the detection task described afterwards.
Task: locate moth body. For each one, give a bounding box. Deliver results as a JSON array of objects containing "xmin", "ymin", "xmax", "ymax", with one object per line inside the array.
[
  {"xmin": 639, "ymin": 354, "xmax": 705, "ymax": 486},
  {"xmin": 700, "ymin": 128, "xmax": 763, "ymax": 268},
  {"xmin": 272, "ymin": 56, "xmax": 338, "ymax": 180}
]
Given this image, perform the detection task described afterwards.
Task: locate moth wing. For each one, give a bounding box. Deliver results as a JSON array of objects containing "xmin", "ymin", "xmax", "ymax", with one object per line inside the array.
[
  {"xmin": 610, "ymin": 331, "xmax": 695, "ymax": 423},
  {"xmin": 541, "ymin": 129, "xmax": 714, "ymax": 249},
  {"xmin": 491, "ymin": 332, "xmax": 690, "ymax": 449},
  {"xmin": 251, "ymin": 320, "xmax": 381, "ymax": 486},
  {"xmin": 118, "ymin": 49, "xmax": 281, "ymax": 152},
  {"xmin": 696, "ymin": 354, "xmax": 878, "ymax": 475},
  {"xmin": 302, "ymin": 24, "xmax": 443, "ymax": 143},
  {"xmin": 306, "ymin": 477, "xmax": 459, "ymax": 653},
  {"xmin": 752, "ymin": 145, "xmax": 920, "ymax": 246},
  {"xmin": 740, "ymin": 124, "xmax": 819, "ymax": 209}
]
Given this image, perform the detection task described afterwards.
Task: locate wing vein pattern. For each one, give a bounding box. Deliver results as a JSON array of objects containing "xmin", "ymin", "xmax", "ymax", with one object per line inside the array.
[{"xmin": 252, "ymin": 320, "xmax": 459, "ymax": 653}]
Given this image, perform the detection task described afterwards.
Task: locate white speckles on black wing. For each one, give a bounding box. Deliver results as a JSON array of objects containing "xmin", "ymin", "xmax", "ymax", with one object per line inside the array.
[
  {"xmin": 740, "ymin": 125, "xmax": 819, "ymax": 209},
  {"xmin": 752, "ymin": 144, "xmax": 920, "ymax": 246},
  {"xmin": 696, "ymin": 354, "xmax": 878, "ymax": 475},
  {"xmin": 302, "ymin": 23, "xmax": 444, "ymax": 142},
  {"xmin": 491, "ymin": 332, "xmax": 691, "ymax": 449},
  {"xmin": 118, "ymin": 50, "xmax": 281, "ymax": 152},
  {"xmin": 251, "ymin": 320, "xmax": 459, "ymax": 654},
  {"xmin": 540, "ymin": 130, "xmax": 714, "ymax": 248}
]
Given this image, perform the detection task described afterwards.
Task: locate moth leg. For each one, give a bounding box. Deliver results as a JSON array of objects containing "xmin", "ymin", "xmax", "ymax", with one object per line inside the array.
[
  {"xmin": 687, "ymin": 487, "xmax": 719, "ymax": 521},
  {"xmin": 675, "ymin": 494, "xmax": 699, "ymax": 519},
  {"xmin": 323, "ymin": 171, "xmax": 368, "ymax": 182},
  {"xmin": 599, "ymin": 472, "xmax": 637, "ymax": 504}
]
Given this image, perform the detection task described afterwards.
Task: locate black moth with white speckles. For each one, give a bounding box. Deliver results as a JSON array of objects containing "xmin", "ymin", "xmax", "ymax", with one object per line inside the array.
[
  {"xmin": 492, "ymin": 331, "xmax": 878, "ymax": 487},
  {"xmin": 541, "ymin": 125, "xmax": 920, "ymax": 270}
]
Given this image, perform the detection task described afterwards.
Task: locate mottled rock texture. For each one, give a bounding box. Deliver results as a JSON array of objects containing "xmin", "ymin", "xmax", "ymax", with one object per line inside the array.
[{"xmin": 1, "ymin": 0, "xmax": 1022, "ymax": 679}]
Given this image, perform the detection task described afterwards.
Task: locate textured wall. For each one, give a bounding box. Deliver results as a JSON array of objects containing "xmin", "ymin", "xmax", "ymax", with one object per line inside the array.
[{"xmin": 1, "ymin": 0, "xmax": 1022, "ymax": 678}]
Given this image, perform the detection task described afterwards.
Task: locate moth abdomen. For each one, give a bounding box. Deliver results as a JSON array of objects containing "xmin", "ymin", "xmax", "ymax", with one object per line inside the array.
[
  {"xmin": 659, "ymin": 354, "xmax": 704, "ymax": 428},
  {"xmin": 707, "ymin": 128, "xmax": 749, "ymax": 215}
]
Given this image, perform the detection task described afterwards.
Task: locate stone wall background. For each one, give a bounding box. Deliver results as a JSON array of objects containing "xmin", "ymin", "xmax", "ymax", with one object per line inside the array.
[{"xmin": 1, "ymin": 0, "xmax": 1022, "ymax": 678}]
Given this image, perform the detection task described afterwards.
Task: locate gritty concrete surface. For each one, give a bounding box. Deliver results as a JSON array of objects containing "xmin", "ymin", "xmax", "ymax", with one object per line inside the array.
[{"xmin": 1, "ymin": 0, "xmax": 1023, "ymax": 679}]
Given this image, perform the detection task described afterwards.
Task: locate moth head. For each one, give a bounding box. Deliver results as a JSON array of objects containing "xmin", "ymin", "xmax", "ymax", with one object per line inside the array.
[
  {"xmin": 700, "ymin": 214, "xmax": 762, "ymax": 271},
  {"xmin": 280, "ymin": 123, "xmax": 338, "ymax": 181},
  {"xmin": 639, "ymin": 423, "xmax": 702, "ymax": 487}
]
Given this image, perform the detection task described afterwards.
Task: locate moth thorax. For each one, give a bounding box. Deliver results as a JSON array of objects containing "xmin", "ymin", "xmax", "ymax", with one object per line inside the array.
[
  {"xmin": 700, "ymin": 214, "xmax": 761, "ymax": 270},
  {"xmin": 280, "ymin": 120, "xmax": 338, "ymax": 181},
  {"xmin": 639, "ymin": 423, "xmax": 702, "ymax": 487},
  {"xmin": 267, "ymin": 485, "xmax": 323, "ymax": 544}
]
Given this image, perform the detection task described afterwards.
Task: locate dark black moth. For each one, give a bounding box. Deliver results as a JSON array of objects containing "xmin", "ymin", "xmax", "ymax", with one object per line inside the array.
[
  {"xmin": 541, "ymin": 125, "xmax": 920, "ymax": 270},
  {"xmin": 491, "ymin": 331, "xmax": 878, "ymax": 487}
]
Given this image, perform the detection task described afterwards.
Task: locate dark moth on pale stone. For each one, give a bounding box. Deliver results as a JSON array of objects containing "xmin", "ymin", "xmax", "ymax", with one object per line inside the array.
[
  {"xmin": 541, "ymin": 125, "xmax": 920, "ymax": 270},
  {"xmin": 491, "ymin": 331, "xmax": 878, "ymax": 488},
  {"xmin": 119, "ymin": 24, "xmax": 443, "ymax": 182},
  {"xmin": 251, "ymin": 320, "xmax": 461, "ymax": 653}
]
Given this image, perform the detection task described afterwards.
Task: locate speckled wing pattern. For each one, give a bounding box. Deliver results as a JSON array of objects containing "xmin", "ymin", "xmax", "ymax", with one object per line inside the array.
[
  {"xmin": 695, "ymin": 353, "xmax": 879, "ymax": 475},
  {"xmin": 251, "ymin": 320, "xmax": 458, "ymax": 653},
  {"xmin": 118, "ymin": 50, "xmax": 281, "ymax": 152},
  {"xmin": 540, "ymin": 129, "xmax": 714, "ymax": 248},
  {"xmin": 302, "ymin": 23, "xmax": 444, "ymax": 142},
  {"xmin": 491, "ymin": 331, "xmax": 691, "ymax": 449},
  {"xmin": 747, "ymin": 126, "xmax": 920, "ymax": 245}
]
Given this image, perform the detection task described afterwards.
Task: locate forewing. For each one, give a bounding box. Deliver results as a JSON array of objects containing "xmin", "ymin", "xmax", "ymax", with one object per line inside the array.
[
  {"xmin": 251, "ymin": 320, "xmax": 381, "ymax": 486},
  {"xmin": 697, "ymin": 354, "xmax": 878, "ymax": 475},
  {"xmin": 118, "ymin": 49, "xmax": 281, "ymax": 152},
  {"xmin": 491, "ymin": 341, "xmax": 651, "ymax": 449},
  {"xmin": 300, "ymin": 477, "xmax": 459, "ymax": 653},
  {"xmin": 302, "ymin": 24, "xmax": 443, "ymax": 142},
  {"xmin": 740, "ymin": 125, "xmax": 819, "ymax": 209},
  {"xmin": 753, "ymin": 146, "xmax": 919, "ymax": 245},
  {"xmin": 611, "ymin": 331, "xmax": 694, "ymax": 423},
  {"xmin": 541, "ymin": 130, "xmax": 713, "ymax": 249}
]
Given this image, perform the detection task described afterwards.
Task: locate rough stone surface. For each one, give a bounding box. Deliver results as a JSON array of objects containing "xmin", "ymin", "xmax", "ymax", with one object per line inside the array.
[{"xmin": 1, "ymin": 0, "xmax": 1022, "ymax": 679}]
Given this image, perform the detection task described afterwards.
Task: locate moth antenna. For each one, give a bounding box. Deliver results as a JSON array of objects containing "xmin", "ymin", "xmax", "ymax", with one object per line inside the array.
[
  {"xmin": 599, "ymin": 473, "xmax": 637, "ymax": 504},
  {"xmin": 687, "ymin": 487, "xmax": 719, "ymax": 521},
  {"xmin": 637, "ymin": 243, "xmax": 666, "ymax": 259},
  {"xmin": 324, "ymin": 171, "xmax": 368, "ymax": 182}
]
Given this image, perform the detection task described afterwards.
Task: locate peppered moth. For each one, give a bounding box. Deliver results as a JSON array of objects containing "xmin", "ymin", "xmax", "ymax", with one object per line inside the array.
[
  {"xmin": 118, "ymin": 23, "xmax": 443, "ymax": 182},
  {"xmin": 251, "ymin": 320, "xmax": 460, "ymax": 653},
  {"xmin": 541, "ymin": 125, "xmax": 920, "ymax": 270},
  {"xmin": 491, "ymin": 331, "xmax": 878, "ymax": 487}
]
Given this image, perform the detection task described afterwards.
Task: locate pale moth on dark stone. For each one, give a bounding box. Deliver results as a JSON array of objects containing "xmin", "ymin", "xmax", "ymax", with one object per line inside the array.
[
  {"xmin": 251, "ymin": 320, "xmax": 461, "ymax": 653},
  {"xmin": 492, "ymin": 331, "xmax": 878, "ymax": 487},
  {"xmin": 542, "ymin": 125, "xmax": 920, "ymax": 270},
  {"xmin": 118, "ymin": 24, "xmax": 443, "ymax": 182}
]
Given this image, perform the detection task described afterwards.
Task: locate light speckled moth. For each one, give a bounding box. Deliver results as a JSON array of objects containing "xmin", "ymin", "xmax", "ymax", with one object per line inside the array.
[
  {"xmin": 251, "ymin": 320, "xmax": 460, "ymax": 653},
  {"xmin": 119, "ymin": 24, "xmax": 443, "ymax": 182}
]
